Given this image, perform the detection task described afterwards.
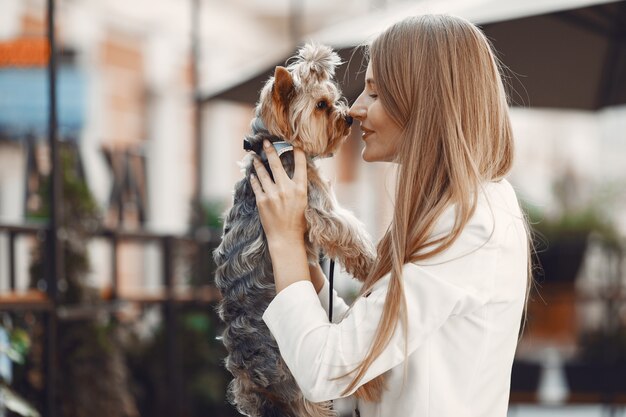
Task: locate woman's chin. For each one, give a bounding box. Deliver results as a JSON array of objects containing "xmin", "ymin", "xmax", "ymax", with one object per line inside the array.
[
  {"xmin": 361, "ymin": 146, "xmax": 378, "ymax": 162},
  {"xmin": 361, "ymin": 147, "xmax": 385, "ymax": 163},
  {"xmin": 361, "ymin": 149, "xmax": 374, "ymax": 162}
]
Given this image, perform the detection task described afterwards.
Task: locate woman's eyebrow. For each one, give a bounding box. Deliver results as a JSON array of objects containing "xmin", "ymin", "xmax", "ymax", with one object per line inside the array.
[{"xmin": 366, "ymin": 78, "xmax": 376, "ymax": 87}]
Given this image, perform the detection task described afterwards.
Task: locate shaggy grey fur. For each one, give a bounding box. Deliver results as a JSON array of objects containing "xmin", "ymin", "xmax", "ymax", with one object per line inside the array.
[{"xmin": 214, "ymin": 121, "xmax": 304, "ymax": 417}]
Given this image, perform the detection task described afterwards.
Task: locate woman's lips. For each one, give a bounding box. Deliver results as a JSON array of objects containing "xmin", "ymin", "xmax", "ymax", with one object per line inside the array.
[{"xmin": 361, "ymin": 126, "xmax": 374, "ymax": 139}]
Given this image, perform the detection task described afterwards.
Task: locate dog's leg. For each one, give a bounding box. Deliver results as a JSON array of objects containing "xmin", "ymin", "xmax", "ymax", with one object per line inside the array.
[
  {"xmin": 215, "ymin": 175, "xmax": 305, "ymax": 417},
  {"xmin": 306, "ymin": 206, "xmax": 375, "ymax": 282},
  {"xmin": 305, "ymin": 180, "xmax": 375, "ymax": 282}
]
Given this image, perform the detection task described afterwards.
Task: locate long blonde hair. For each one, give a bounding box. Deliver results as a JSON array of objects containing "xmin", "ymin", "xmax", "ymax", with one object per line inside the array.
[{"xmin": 337, "ymin": 14, "xmax": 533, "ymax": 401}]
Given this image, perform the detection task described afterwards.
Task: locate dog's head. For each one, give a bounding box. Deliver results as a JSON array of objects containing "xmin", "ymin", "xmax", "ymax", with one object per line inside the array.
[{"xmin": 257, "ymin": 44, "xmax": 352, "ymax": 157}]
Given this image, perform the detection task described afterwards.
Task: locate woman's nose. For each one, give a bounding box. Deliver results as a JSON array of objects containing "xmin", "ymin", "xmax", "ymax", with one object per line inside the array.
[{"xmin": 349, "ymin": 98, "xmax": 366, "ymax": 121}]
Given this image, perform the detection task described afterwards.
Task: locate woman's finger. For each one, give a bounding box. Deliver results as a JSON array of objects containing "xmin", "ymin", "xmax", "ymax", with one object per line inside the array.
[
  {"xmin": 252, "ymin": 155, "xmax": 277, "ymax": 193},
  {"xmin": 263, "ymin": 140, "xmax": 290, "ymax": 184},
  {"xmin": 249, "ymin": 173, "xmax": 265, "ymax": 198},
  {"xmin": 292, "ymin": 147, "xmax": 308, "ymax": 187}
]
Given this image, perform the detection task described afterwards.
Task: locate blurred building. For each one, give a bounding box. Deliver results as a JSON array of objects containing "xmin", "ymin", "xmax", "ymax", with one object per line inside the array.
[
  {"xmin": 0, "ymin": 0, "xmax": 194, "ymax": 297},
  {"xmin": 0, "ymin": 0, "xmax": 405, "ymax": 298}
]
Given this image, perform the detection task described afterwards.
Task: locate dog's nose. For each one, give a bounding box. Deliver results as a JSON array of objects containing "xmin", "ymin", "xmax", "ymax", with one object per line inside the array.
[{"xmin": 345, "ymin": 115, "xmax": 353, "ymax": 126}]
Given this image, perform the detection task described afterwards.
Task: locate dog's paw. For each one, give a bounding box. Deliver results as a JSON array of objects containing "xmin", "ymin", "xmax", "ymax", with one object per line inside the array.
[{"xmin": 345, "ymin": 248, "xmax": 376, "ymax": 282}]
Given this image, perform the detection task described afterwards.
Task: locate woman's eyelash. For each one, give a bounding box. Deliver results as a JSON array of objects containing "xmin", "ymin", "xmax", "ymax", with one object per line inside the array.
[{"xmin": 369, "ymin": 93, "xmax": 378, "ymax": 98}]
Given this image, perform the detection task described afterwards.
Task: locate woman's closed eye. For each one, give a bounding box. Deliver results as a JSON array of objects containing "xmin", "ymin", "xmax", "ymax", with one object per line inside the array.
[{"xmin": 364, "ymin": 86, "xmax": 378, "ymax": 99}]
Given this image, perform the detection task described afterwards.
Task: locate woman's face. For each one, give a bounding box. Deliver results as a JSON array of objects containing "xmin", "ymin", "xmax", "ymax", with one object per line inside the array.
[{"xmin": 349, "ymin": 63, "xmax": 403, "ymax": 163}]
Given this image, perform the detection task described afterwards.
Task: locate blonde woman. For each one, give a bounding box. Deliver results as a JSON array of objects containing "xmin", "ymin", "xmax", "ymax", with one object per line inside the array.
[{"xmin": 249, "ymin": 14, "xmax": 531, "ymax": 417}]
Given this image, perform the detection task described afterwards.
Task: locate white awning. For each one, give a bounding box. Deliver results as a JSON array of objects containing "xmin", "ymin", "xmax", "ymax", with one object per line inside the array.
[{"xmin": 309, "ymin": 0, "xmax": 619, "ymax": 48}]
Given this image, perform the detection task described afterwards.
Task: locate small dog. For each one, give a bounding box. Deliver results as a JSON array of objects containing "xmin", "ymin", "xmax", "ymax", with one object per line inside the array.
[{"xmin": 213, "ymin": 44, "xmax": 376, "ymax": 417}]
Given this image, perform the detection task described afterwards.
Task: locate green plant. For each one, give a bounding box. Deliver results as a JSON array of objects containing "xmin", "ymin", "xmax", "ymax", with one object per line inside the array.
[
  {"xmin": 22, "ymin": 143, "xmax": 139, "ymax": 417},
  {"xmin": 123, "ymin": 308, "xmax": 240, "ymax": 417},
  {"xmin": 524, "ymin": 202, "xmax": 618, "ymax": 244},
  {"xmin": 0, "ymin": 322, "xmax": 39, "ymax": 417},
  {"xmin": 522, "ymin": 173, "xmax": 623, "ymax": 284},
  {"xmin": 0, "ymin": 327, "xmax": 30, "ymax": 365},
  {"xmin": 524, "ymin": 172, "xmax": 618, "ymax": 240},
  {"xmin": 202, "ymin": 199, "xmax": 227, "ymax": 230},
  {"xmin": 522, "ymin": 168, "xmax": 623, "ymax": 244}
]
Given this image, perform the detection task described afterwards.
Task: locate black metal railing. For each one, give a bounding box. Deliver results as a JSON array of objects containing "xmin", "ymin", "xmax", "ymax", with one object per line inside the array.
[
  {"xmin": 0, "ymin": 0, "xmax": 224, "ymax": 414},
  {"xmin": 0, "ymin": 222, "xmax": 222, "ymax": 416}
]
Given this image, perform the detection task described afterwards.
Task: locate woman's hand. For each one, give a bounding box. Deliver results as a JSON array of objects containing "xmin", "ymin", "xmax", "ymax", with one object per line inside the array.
[
  {"xmin": 249, "ymin": 140, "xmax": 308, "ymax": 249},
  {"xmin": 249, "ymin": 140, "xmax": 311, "ymax": 293}
]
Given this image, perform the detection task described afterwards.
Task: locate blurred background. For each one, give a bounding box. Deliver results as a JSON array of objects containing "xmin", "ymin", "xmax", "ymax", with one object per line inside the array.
[{"xmin": 0, "ymin": 0, "xmax": 625, "ymax": 416}]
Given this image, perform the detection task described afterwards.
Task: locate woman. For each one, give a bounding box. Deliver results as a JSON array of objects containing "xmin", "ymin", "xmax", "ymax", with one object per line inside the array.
[{"xmin": 249, "ymin": 14, "xmax": 532, "ymax": 417}]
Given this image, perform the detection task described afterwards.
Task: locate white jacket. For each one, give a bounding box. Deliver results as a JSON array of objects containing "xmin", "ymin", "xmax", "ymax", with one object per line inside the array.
[{"xmin": 262, "ymin": 179, "xmax": 528, "ymax": 417}]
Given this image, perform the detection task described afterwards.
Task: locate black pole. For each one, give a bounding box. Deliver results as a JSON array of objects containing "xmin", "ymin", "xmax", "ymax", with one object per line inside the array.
[
  {"xmin": 163, "ymin": 237, "xmax": 182, "ymax": 416},
  {"xmin": 9, "ymin": 231, "xmax": 16, "ymax": 291},
  {"xmin": 46, "ymin": 0, "xmax": 61, "ymax": 415},
  {"xmin": 191, "ymin": 0, "xmax": 203, "ymax": 231},
  {"xmin": 47, "ymin": 0, "xmax": 61, "ymax": 295},
  {"xmin": 111, "ymin": 233, "xmax": 119, "ymax": 300},
  {"xmin": 190, "ymin": 0, "xmax": 210, "ymax": 288}
]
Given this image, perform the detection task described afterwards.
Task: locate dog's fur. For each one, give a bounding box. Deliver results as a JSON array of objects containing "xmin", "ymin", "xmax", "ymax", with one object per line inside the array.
[{"xmin": 213, "ymin": 44, "xmax": 376, "ymax": 417}]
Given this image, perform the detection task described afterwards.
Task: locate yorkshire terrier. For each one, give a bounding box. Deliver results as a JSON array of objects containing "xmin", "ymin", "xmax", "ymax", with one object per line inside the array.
[{"xmin": 213, "ymin": 44, "xmax": 375, "ymax": 417}]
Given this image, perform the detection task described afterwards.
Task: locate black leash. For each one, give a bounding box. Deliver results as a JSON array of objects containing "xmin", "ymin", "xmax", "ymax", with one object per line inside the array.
[
  {"xmin": 327, "ymin": 258, "xmax": 360, "ymax": 417},
  {"xmin": 328, "ymin": 259, "xmax": 335, "ymax": 322},
  {"xmin": 327, "ymin": 258, "xmax": 335, "ymax": 412}
]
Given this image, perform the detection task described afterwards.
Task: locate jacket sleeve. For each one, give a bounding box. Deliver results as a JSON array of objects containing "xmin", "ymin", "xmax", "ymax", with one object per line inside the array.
[
  {"xmin": 316, "ymin": 276, "xmax": 351, "ymax": 324},
  {"xmin": 262, "ymin": 202, "xmax": 500, "ymax": 403}
]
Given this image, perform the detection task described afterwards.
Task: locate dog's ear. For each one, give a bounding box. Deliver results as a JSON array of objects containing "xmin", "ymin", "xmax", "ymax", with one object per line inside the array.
[{"xmin": 272, "ymin": 66, "xmax": 295, "ymax": 109}]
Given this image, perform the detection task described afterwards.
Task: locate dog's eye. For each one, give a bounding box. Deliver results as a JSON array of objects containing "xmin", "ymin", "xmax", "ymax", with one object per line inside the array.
[{"xmin": 316, "ymin": 100, "xmax": 328, "ymax": 110}]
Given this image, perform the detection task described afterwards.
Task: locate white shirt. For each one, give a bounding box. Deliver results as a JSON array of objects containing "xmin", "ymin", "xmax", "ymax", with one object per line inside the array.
[{"xmin": 262, "ymin": 179, "xmax": 528, "ymax": 417}]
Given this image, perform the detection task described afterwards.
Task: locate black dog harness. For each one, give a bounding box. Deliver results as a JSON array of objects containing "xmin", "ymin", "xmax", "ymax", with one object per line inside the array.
[{"xmin": 243, "ymin": 138, "xmax": 294, "ymax": 161}]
